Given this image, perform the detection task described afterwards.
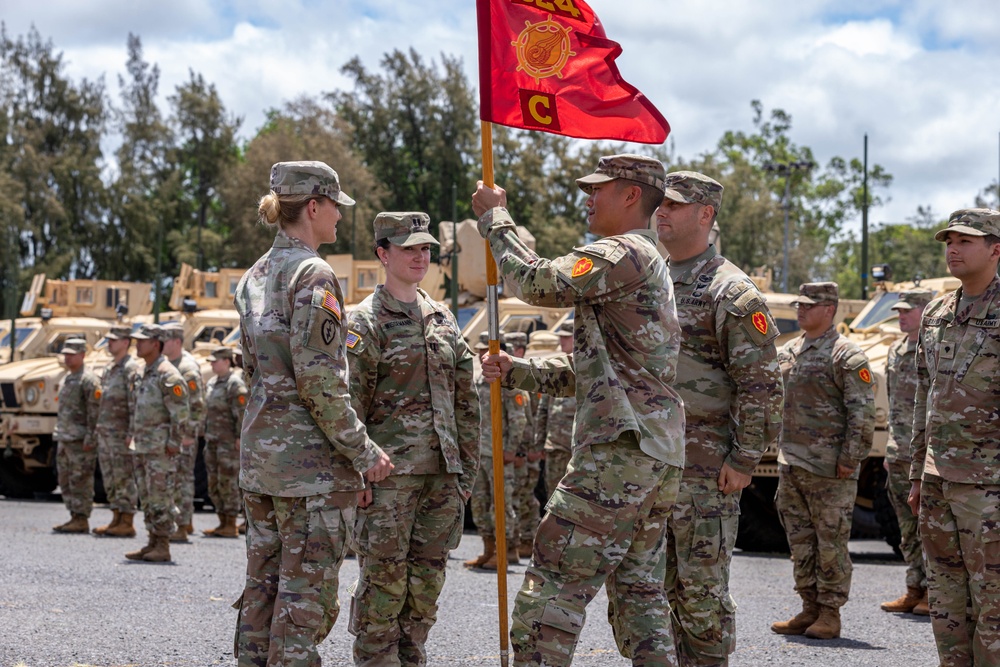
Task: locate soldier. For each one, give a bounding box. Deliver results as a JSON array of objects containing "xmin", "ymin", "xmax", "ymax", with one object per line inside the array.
[
  {"xmin": 474, "ymin": 153, "xmax": 685, "ymax": 667},
  {"xmin": 506, "ymin": 330, "xmax": 543, "ymax": 559},
  {"xmin": 655, "ymin": 171, "xmax": 784, "ymax": 665},
  {"xmin": 907, "ymin": 209, "xmax": 1000, "ymax": 666},
  {"xmin": 202, "ymin": 346, "xmax": 247, "ymax": 538},
  {"xmin": 879, "ymin": 289, "xmax": 933, "ymax": 615},
  {"xmin": 93, "ymin": 325, "xmax": 141, "ymax": 538},
  {"xmin": 346, "ymin": 211, "xmax": 480, "ymax": 667},
  {"xmin": 52, "ymin": 338, "xmax": 101, "ymax": 534},
  {"xmin": 233, "ymin": 161, "xmax": 392, "ymax": 667},
  {"xmin": 534, "ymin": 322, "xmax": 576, "ymax": 502},
  {"xmin": 771, "ymin": 282, "xmax": 875, "ymax": 640},
  {"xmin": 464, "ymin": 332, "xmax": 526, "ymax": 570},
  {"xmin": 161, "ymin": 321, "xmax": 205, "ymax": 543},
  {"xmin": 125, "ymin": 324, "xmax": 189, "ymax": 563}
]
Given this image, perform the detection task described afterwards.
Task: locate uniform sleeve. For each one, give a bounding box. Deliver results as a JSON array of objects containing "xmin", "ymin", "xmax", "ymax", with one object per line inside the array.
[
  {"xmin": 836, "ymin": 347, "xmax": 876, "ymax": 467},
  {"xmin": 345, "ymin": 310, "xmax": 380, "ymax": 425},
  {"xmin": 292, "ymin": 262, "xmax": 384, "ymax": 473},
  {"xmin": 909, "ymin": 330, "xmax": 931, "ymax": 481},
  {"xmin": 83, "ymin": 373, "xmax": 102, "ymax": 450},
  {"xmin": 227, "ymin": 376, "xmax": 248, "ymax": 436},
  {"xmin": 161, "ymin": 369, "xmax": 190, "ymax": 447},
  {"xmin": 454, "ymin": 334, "xmax": 481, "ymax": 497},
  {"xmin": 534, "ymin": 393, "xmax": 551, "ymax": 451},
  {"xmin": 180, "ymin": 365, "xmax": 204, "ymax": 439},
  {"xmin": 504, "ymin": 354, "xmax": 575, "ymax": 397}
]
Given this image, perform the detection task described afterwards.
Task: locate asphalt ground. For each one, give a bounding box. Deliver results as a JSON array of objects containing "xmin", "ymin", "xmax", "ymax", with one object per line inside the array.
[{"xmin": 0, "ymin": 499, "xmax": 939, "ymax": 667}]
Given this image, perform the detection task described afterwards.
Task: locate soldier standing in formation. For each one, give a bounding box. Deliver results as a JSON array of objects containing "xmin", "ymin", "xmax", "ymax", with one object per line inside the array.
[
  {"xmin": 202, "ymin": 345, "xmax": 247, "ymax": 538},
  {"xmin": 506, "ymin": 330, "xmax": 543, "ymax": 560},
  {"xmin": 125, "ymin": 324, "xmax": 190, "ymax": 563},
  {"xmin": 908, "ymin": 209, "xmax": 1000, "ymax": 667},
  {"xmin": 233, "ymin": 161, "xmax": 392, "ymax": 667},
  {"xmin": 161, "ymin": 321, "xmax": 205, "ymax": 543},
  {"xmin": 879, "ymin": 289, "xmax": 933, "ymax": 615},
  {"xmin": 93, "ymin": 325, "xmax": 141, "ymax": 538},
  {"xmin": 475, "ymin": 154, "xmax": 686, "ymax": 667},
  {"xmin": 345, "ymin": 211, "xmax": 479, "ymax": 667},
  {"xmin": 52, "ymin": 338, "xmax": 101, "ymax": 534},
  {"xmin": 656, "ymin": 171, "xmax": 784, "ymax": 665},
  {"xmin": 534, "ymin": 322, "xmax": 575, "ymax": 502},
  {"xmin": 771, "ymin": 282, "xmax": 875, "ymax": 640}
]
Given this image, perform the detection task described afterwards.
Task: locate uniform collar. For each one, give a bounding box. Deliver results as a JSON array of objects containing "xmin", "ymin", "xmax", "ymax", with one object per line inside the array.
[
  {"xmin": 374, "ymin": 285, "xmax": 436, "ymax": 320},
  {"xmin": 271, "ymin": 228, "xmax": 317, "ymax": 255},
  {"xmin": 800, "ymin": 326, "xmax": 836, "ymax": 351},
  {"xmin": 668, "ymin": 245, "xmax": 718, "ymax": 285},
  {"xmin": 953, "ymin": 275, "xmax": 1000, "ymax": 324}
]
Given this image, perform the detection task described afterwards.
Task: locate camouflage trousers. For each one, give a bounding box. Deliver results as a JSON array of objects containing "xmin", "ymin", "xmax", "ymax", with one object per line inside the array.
[
  {"xmin": 172, "ymin": 440, "xmax": 198, "ymax": 527},
  {"xmin": 919, "ymin": 474, "xmax": 1000, "ymax": 667},
  {"xmin": 512, "ymin": 433, "xmax": 682, "ymax": 667},
  {"xmin": 132, "ymin": 451, "xmax": 178, "ymax": 537},
  {"xmin": 205, "ymin": 437, "xmax": 242, "ymax": 516},
  {"xmin": 349, "ymin": 473, "xmax": 465, "ymax": 667},
  {"xmin": 97, "ymin": 433, "xmax": 137, "ymax": 514},
  {"xmin": 885, "ymin": 459, "xmax": 925, "ymax": 590},
  {"xmin": 775, "ymin": 465, "xmax": 856, "ymax": 609},
  {"xmin": 470, "ymin": 457, "xmax": 517, "ymax": 542},
  {"xmin": 664, "ymin": 477, "xmax": 740, "ymax": 667},
  {"xmin": 234, "ymin": 491, "xmax": 355, "ymax": 667},
  {"xmin": 544, "ymin": 449, "xmax": 572, "ymax": 503},
  {"xmin": 56, "ymin": 439, "xmax": 97, "ymax": 517},
  {"xmin": 516, "ymin": 459, "xmax": 542, "ymax": 543}
]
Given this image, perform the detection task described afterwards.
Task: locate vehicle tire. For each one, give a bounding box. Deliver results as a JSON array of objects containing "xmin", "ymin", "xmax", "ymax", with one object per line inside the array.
[
  {"xmin": 0, "ymin": 453, "xmax": 57, "ymax": 499},
  {"xmin": 736, "ymin": 478, "xmax": 789, "ymax": 553}
]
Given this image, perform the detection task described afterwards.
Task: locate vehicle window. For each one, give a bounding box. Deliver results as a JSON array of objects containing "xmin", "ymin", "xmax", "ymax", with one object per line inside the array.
[
  {"xmin": 456, "ymin": 307, "xmax": 480, "ymax": 332},
  {"xmin": 851, "ymin": 293, "xmax": 901, "ymax": 330},
  {"xmin": 0, "ymin": 327, "xmax": 37, "ymax": 349},
  {"xmin": 47, "ymin": 332, "xmax": 88, "ymax": 355},
  {"xmin": 193, "ymin": 326, "xmax": 233, "ymax": 345},
  {"xmin": 222, "ymin": 328, "xmax": 241, "ymax": 344},
  {"xmin": 775, "ymin": 318, "xmax": 800, "ymax": 336},
  {"xmin": 501, "ymin": 314, "xmax": 546, "ymax": 335}
]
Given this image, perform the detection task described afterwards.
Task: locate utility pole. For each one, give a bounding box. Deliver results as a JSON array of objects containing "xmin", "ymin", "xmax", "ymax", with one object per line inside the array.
[
  {"xmin": 861, "ymin": 134, "xmax": 870, "ymax": 299},
  {"xmin": 763, "ymin": 160, "xmax": 815, "ymax": 292},
  {"xmin": 451, "ymin": 183, "xmax": 459, "ymax": 317}
]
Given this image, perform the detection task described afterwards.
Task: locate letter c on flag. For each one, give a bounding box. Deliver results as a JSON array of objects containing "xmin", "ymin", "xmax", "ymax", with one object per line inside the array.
[{"xmin": 528, "ymin": 95, "xmax": 552, "ymax": 125}]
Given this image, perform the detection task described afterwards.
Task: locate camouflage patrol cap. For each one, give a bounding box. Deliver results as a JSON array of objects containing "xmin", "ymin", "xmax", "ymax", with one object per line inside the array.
[
  {"xmin": 104, "ymin": 325, "xmax": 133, "ymax": 341},
  {"xmin": 663, "ymin": 171, "xmax": 724, "ymax": 211},
  {"xmin": 374, "ymin": 211, "xmax": 439, "ymax": 247},
  {"xmin": 160, "ymin": 322, "xmax": 184, "ymax": 340},
  {"xmin": 208, "ymin": 345, "xmax": 234, "ymax": 362},
  {"xmin": 890, "ymin": 289, "xmax": 934, "ymax": 311},
  {"xmin": 933, "ymin": 208, "xmax": 1000, "ymax": 242},
  {"xmin": 59, "ymin": 338, "xmax": 87, "ymax": 355},
  {"xmin": 131, "ymin": 323, "xmax": 163, "ymax": 341},
  {"xmin": 474, "ymin": 331, "xmax": 507, "ymax": 352},
  {"xmin": 503, "ymin": 331, "xmax": 528, "ymax": 349},
  {"xmin": 553, "ymin": 320, "xmax": 574, "ymax": 337},
  {"xmin": 270, "ymin": 161, "xmax": 355, "ymax": 207},
  {"xmin": 792, "ymin": 282, "xmax": 839, "ymax": 305},
  {"xmin": 576, "ymin": 154, "xmax": 666, "ymax": 194}
]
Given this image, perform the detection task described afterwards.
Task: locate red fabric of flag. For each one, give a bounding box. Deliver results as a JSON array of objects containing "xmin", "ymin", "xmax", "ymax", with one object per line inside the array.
[{"xmin": 476, "ymin": 0, "xmax": 669, "ymax": 144}]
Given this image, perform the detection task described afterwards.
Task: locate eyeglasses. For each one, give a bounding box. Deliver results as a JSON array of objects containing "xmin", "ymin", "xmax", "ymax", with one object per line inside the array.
[{"xmin": 794, "ymin": 302, "xmax": 832, "ymax": 311}]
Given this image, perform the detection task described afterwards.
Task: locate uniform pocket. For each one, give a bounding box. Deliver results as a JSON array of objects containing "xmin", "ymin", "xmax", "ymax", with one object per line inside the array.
[
  {"xmin": 534, "ymin": 487, "xmax": 618, "ymax": 579},
  {"xmin": 352, "ymin": 489, "xmax": 401, "ymax": 559},
  {"xmin": 689, "ymin": 492, "xmax": 740, "ymax": 567}
]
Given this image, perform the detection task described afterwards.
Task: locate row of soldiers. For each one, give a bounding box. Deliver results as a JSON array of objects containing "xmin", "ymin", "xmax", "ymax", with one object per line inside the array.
[{"xmin": 50, "ymin": 322, "xmax": 247, "ymax": 563}]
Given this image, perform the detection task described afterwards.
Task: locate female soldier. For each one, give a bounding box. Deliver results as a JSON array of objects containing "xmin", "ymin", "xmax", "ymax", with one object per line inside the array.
[
  {"xmin": 346, "ymin": 211, "xmax": 479, "ymax": 667},
  {"xmin": 202, "ymin": 346, "xmax": 246, "ymax": 538},
  {"xmin": 233, "ymin": 161, "xmax": 393, "ymax": 667}
]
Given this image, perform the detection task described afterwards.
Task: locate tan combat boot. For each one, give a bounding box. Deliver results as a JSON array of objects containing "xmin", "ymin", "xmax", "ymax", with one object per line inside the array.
[
  {"xmin": 213, "ymin": 514, "xmax": 239, "ymax": 538},
  {"xmin": 482, "ymin": 539, "xmax": 519, "ymax": 570},
  {"xmin": 169, "ymin": 525, "xmax": 190, "ymax": 543},
  {"xmin": 203, "ymin": 513, "xmax": 227, "ymax": 537},
  {"xmin": 184, "ymin": 522, "xmax": 195, "ymax": 535},
  {"xmin": 464, "ymin": 536, "xmax": 496, "ymax": 568},
  {"xmin": 804, "ymin": 606, "xmax": 841, "ymax": 639},
  {"xmin": 142, "ymin": 535, "xmax": 172, "ymax": 562},
  {"xmin": 105, "ymin": 512, "xmax": 136, "ymax": 538},
  {"xmin": 125, "ymin": 534, "xmax": 156, "ymax": 560},
  {"xmin": 93, "ymin": 510, "xmax": 121, "ymax": 536},
  {"xmin": 771, "ymin": 598, "xmax": 820, "ymax": 635},
  {"xmin": 53, "ymin": 514, "xmax": 89, "ymax": 534},
  {"xmin": 880, "ymin": 586, "xmax": 924, "ymax": 613},
  {"xmin": 912, "ymin": 590, "xmax": 930, "ymax": 616},
  {"xmin": 518, "ymin": 540, "xmax": 534, "ymax": 560}
]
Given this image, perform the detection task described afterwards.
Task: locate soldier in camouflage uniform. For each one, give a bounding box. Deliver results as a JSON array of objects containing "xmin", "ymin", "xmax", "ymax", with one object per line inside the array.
[
  {"xmin": 506, "ymin": 330, "xmax": 544, "ymax": 559},
  {"xmin": 233, "ymin": 162, "xmax": 392, "ymax": 667},
  {"xmin": 534, "ymin": 322, "xmax": 576, "ymax": 502},
  {"xmin": 93, "ymin": 325, "xmax": 141, "ymax": 538},
  {"xmin": 125, "ymin": 324, "xmax": 190, "ymax": 563},
  {"xmin": 161, "ymin": 321, "xmax": 205, "ymax": 542},
  {"xmin": 656, "ymin": 171, "xmax": 784, "ymax": 665},
  {"xmin": 52, "ymin": 338, "xmax": 101, "ymax": 534},
  {"xmin": 346, "ymin": 211, "xmax": 480, "ymax": 667},
  {"xmin": 879, "ymin": 289, "xmax": 933, "ymax": 615},
  {"xmin": 772, "ymin": 282, "xmax": 875, "ymax": 640},
  {"xmin": 907, "ymin": 209, "xmax": 1000, "ymax": 667},
  {"xmin": 474, "ymin": 154, "xmax": 685, "ymax": 667},
  {"xmin": 202, "ymin": 346, "xmax": 247, "ymax": 538}
]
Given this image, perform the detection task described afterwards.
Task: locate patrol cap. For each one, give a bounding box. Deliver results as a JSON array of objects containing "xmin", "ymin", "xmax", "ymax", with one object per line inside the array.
[
  {"xmin": 503, "ymin": 331, "xmax": 528, "ymax": 349},
  {"xmin": 131, "ymin": 323, "xmax": 163, "ymax": 341},
  {"xmin": 933, "ymin": 208, "xmax": 1000, "ymax": 242},
  {"xmin": 373, "ymin": 211, "xmax": 439, "ymax": 247},
  {"xmin": 576, "ymin": 154, "xmax": 666, "ymax": 194},
  {"xmin": 474, "ymin": 331, "xmax": 507, "ymax": 352},
  {"xmin": 208, "ymin": 346, "xmax": 234, "ymax": 362},
  {"xmin": 553, "ymin": 320, "xmax": 574, "ymax": 337},
  {"xmin": 270, "ymin": 161, "xmax": 355, "ymax": 207},
  {"xmin": 890, "ymin": 289, "xmax": 934, "ymax": 311},
  {"xmin": 59, "ymin": 338, "xmax": 87, "ymax": 355},
  {"xmin": 792, "ymin": 282, "xmax": 839, "ymax": 305},
  {"xmin": 160, "ymin": 322, "xmax": 184, "ymax": 340},
  {"xmin": 663, "ymin": 171, "xmax": 724, "ymax": 211},
  {"xmin": 104, "ymin": 325, "xmax": 133, "ymax": 341}
]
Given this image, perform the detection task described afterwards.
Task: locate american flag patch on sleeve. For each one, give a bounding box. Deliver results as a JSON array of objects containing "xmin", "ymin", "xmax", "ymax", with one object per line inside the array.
[
  {"xmin": 346, "ymin": 331, "xmax": 361, "ymax": 349},
  {"xmin": 322, "ymin": 290, "xmax": 342, "ymax": 320}
]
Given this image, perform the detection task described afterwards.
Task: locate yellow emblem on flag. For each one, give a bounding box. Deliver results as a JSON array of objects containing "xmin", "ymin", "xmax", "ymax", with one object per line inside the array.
[{"xmin": 571, "ymin": 257, "xmax": 593, "ymax": 278}]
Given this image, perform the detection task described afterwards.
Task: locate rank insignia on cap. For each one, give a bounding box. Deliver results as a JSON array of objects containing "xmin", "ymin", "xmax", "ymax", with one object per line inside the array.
[
  {"xmin": 571, "ymin": 257, "xmax": 594, "ymax": 278},
  {"xmin": 172, "ymin": 385, "xmax": 184, "ymax": 397},
  {"xmin": 188, "ymin": 380, "xmax": 198, "ymax": 391},
  {"xmin": 346, "ymin": 331, "xmax": 361, "ymax": 349},
  {"xmin": 752, "ymin": 312, "xmax": 768, "ymax": 336},
  {"xmin": 859, "ymin": 368, "xmax": 872, "ymax": 383},
  {"xmin": 322, "ymin": 290, "xmax": 342, "ymax": 320}
]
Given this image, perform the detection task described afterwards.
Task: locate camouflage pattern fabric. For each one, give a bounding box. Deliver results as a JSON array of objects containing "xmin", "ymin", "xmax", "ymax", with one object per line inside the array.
[
  {"xmin": 535, "ymin": 383, "xmax": 576, "ymax": 501},
  {"xmin": 54, "ymin": 366, "xmax": 101, "ymax": 516},
  {"xmin": 132, "ymin": 451, "xmax": 179, "ymax": 537},
  {"xmin": 470, "ymin": 374, "xmax": 525, "ymax": 541},
  {"xmin": 171, "ymin": 350, "xmax": 205, "ymax": 528},
  {"xmin": 515, "ymin": 459, "xmax": 542, "ymax": 544},
  {"xmin": 234, "ymin": 491, "xmax": 356, "ymax": 667},
  {"xmin": 96, "ymin": 354, "xmax": 140, "ymax": 513},
  {"xmin": 543, "ymin": 450, "xmax": 572, "ymax": 503},
  {"xmin": 775, "ymin": 465, "xmax": 857, "ymax": 609},
  {"xmin": 348, "ymin": 473, "xmax": 465, "ymax": 666},
  {"xmin": 204, "ymin": 370, "xmax": 248, "ymax": 516},
  {"xmin": 886, "ymin": 459, "xmax": 925, "ymax": 589}
]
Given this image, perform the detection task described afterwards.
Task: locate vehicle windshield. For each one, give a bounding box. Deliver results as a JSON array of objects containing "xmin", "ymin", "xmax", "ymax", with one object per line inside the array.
[
  {"xmin": 0, "ymin": 327, "xmax": 37, "ymax": 349},
  {"xmin": 851, "ymin": 292, "xmax": 901, "ymax": 330},
  {"xmin": 455, "ymin": 306, "xmax": 480, "ymax": 332},
  {"xmin": 222, "ymin": 328, "xmax": 241, "ymax": 345}
]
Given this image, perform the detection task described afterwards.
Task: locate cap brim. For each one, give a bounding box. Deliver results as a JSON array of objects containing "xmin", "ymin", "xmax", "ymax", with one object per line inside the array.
[
  {"xmin": 131, "ymin": 334, "xmax": 151, "ymax": 340},
  {"xmin": 59, "ymin": 348, "xmax": 80, "ymax": 355},
  {"xmin": 389, "ymin": 232, "xmax": 440, "ymax": 247},
  {"xmin": 332, "ymin": 191, "xmax": 355, "ymax": 207},
  {"xmin": 790, "ymin": 296, "xmax": 818, "ymax": 305},
  {"xmin": 663, "ymin": 189, "xmax": 696, "ymax": 204},
  {"xmin": 575, "ymin": 172, "xmax": 616, "ymax": 193},
  {"xmin": 890, "ymin": 303, "xmax": 914, "ymax": 311},
  {"xmin": 935, "ymin": 224, "xmax": 987, "ymax": 241}
]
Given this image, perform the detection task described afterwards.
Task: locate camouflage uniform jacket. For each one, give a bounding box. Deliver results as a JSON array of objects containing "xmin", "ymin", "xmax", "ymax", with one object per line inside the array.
[
  {"xmin": 235, "ymin": 229, "xmax": 384, "ymax": 497},
  {"xmin": 171, "ymin": 350, "xmax": 205, "ymax": 439},
  {"xmin": 534, "ymin": 391, "xmax": 576, "ymax": 455},
  {"xmin": 777, "ymin": 326, "xmax": 875, "ymax": 479},
  {"xmin": 347, "ymin": 285, "xmax": 480, "ymax": 494},
  {"xmin": 476, "ymin": 371, "xmax": 529, "ymax": 458},
  {"xmin": 53, "ymin": 366, "xmax": 101, "ymax": 447},
  {"xmin": 480, "ymin": 207, "xmax": 684, "ymax": 466},
  {"xmin": 204, "ymin": 370, "xmax": 248, "ymax": 444},
  {"xmin": 885, "ymin": 335, "xmax": 919, "ymax": 464},
  {"xmin": 129, "ymin": 354, "xmax": 189, "ymax": 455},
  {"xmin": 95, "ymin": 355, "xmax": 140, "ymax": 441},
  {"xmin": 669, "ymin": 245, "xmax": 783, "ymax": 478},
  {"xmin": 909, "ymin": 277, "xmax": 1000, "ymax": 484}
]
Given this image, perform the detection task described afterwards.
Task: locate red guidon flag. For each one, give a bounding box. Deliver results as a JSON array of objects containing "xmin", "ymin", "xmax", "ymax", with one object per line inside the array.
[{"xmin": 476, "ymin": 0, "xmax": 669, "ymax": 144}]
